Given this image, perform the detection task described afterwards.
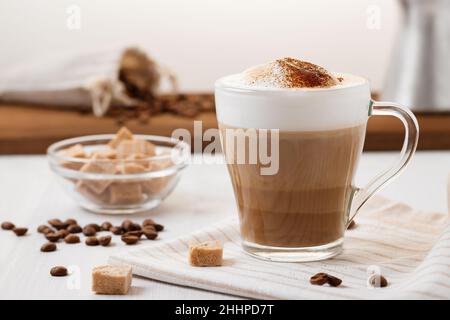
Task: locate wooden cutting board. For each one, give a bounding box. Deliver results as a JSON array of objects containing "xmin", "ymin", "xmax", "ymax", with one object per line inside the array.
[{"xmin": 0, "ymin": 103, "xmax": 449, "ymax": 154}]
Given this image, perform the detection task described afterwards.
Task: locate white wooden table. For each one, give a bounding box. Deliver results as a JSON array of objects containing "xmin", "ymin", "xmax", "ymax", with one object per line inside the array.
[{"xmin": 0, "ymin": 152, "xmax": 448, "ymax": 299}]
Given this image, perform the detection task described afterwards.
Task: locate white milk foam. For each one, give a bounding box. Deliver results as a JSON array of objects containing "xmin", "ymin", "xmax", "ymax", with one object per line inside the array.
[{"xmin": 215, "ymin": 72, "xmax": 371, "ymax": 131}]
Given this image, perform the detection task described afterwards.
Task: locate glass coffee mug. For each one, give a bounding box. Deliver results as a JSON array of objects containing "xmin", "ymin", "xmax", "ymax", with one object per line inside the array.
[{"xmin": 215, "ymin": 73, "xmax": 419, "ymax": 262}]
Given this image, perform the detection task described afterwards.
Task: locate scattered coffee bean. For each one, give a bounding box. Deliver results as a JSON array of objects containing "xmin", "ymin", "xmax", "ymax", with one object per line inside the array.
[
  {"xmin": 85, "ymin": 236, "xmax": 99, "ymax": 246},
  {"xmin": 56, "ymin": 229, "xmax": 69, "ymax": 238},
  {"xmin": 50, "ymin": 266, "xmax": 68, "ymax": 277},
  {"xmin": 48, "ymin": 219, "xmax": 69, "ymax": 230},
  {"xmin": 45, "ymin": 232, "xmax": 61, "ymax": 242},
  {"xmin": 154, "ymin": 224, "xmax": 164, "ymax": 232},
  {"xmin": 67, "ymin": 224, "xmax": 82, "ymax": 234},
  {"xmin": 101, "ymin": 222, "xmax": 112, "ymax": 231},
  {"xmin": 131, "ymin": 223, "xmax": 142, "ymax": 231},
  {"xmin": 85, "ymin": 223, "xmax": 101, "ymax": 232},
  {"xmin": 64, "ymin": 234, "xmax": 80, "ymax": 244},
  {"xmin": 99, "ymin": 235, "xmax": 112, "ymax": 246},
  {"xmin": 143, "ymin": 228, "xmax": 158, "ymax": 240},
  {"xmin": 83, "ymin": 226, "xmax": 97, "ymax": 236},
  {"xmin": 1, "ymin": 221, "xmax": 15, "ymax": 230},
  {"xmin": 37, "ymin": 225, "xmax": 53, "ymax": 234},
  {"xmin": 326, "ymin": 274, "xmax": 342, "ymax": 287},
  {"xmin": 369, "ymin": 274, "xmax": 388, "ymax": 288},
  {"xmin": 124, "ymin": 230, "xmax": 143, "ymax": 239},
  {"xmin": 347, "ymin": 220, "xmax": 357, "ymax": 230},
  {"xmin": 121, "ymin": 234, "xmax": 139, "ymax": 245},
  {"xmin": 41, "ymin": 242, "xmax": 57, "ymax": 252},
  {"xmin": 310, "ymin": 273, "xmax": 329, "ymax": 286},
  {"xmin": 110, "ymin": 226, "xmax": 123, "ymax": 235},
  {"xmin": 121, "ymin": 220, "xmax": 133, "ymax": 232},
  {"xmin": 142, "ymin": 219, "xmax": 155, "ymax": 227},
  {"xmin": 310, "ymin": 272, "xmax": 342, "ymax": 287},
  {"xmin": 65, "ymin": 218, "xmax": 77, "ymax": 226},
  {"xmin": 12, "ymin": 227, "xmax": 28, "ymax": 236},
  {"xmin": 142, "ymin": 224, "xmax": 156, "ymax": 232}
]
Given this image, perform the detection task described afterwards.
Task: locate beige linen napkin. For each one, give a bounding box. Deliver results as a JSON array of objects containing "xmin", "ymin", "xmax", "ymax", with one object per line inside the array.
[{"xmin": 109, "ymin": 196, "xmax": 450, "ymax": 299}]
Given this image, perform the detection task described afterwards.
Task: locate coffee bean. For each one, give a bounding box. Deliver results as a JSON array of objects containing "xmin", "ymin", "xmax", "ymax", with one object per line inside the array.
[
  {"xmin": 121, "ymin": 220, "xmax": 133, "ymax": 232},
  {"xmin": 310, "ymin": 273, "xmax": 329, "ymax": 286},
  {"xmin": 142, "ymin": 224, "xmax": 156, "ymax": 232},
  {"xmin": 326, "ymin": 274, "xmax": 342, "ymax": 287},
  {"xmin": 124, "ymin": 230, "xmax": 143, "ymax": 239},
  {"xmin": 99, "ymin": 235, "xmax": 112, "ymax": 246},
  {"xmin": 45, "ymin": 232, "xmax": 61, "ymax": 242},
  {"xmin": 12, "ymin": 227, "xmax": 28, "ymax": 236},
  {"xmin": 142, "ymin": 219, "xmax": 155, "ymax": 227},
  {"xmin": 154, "ymin": 224, "xmax": 164, "ymax": 232},
  {"xmin": 85, "ymin": 223, "xmax": 101, "ymax": 232},
  {"xmin": 100, "ymin": 221, "xmax": 112, "ymax": 231},
  {"xmin": 130, "ymin": 223, "xmax": 142, "ymax": 231},
  {"xmin": 41, "ymin": 242, "xmax": 57, "ymax": 252},
  {"xmin": 64, "ymin": 234, "xmax": 80, "ymax": 244},
  {"xmin": 121, "ymin": 235, "xmax": 139, "ymax": 245},
  {"xmin": 1, "ymin": 221, "xmax": 15, "ymax": 230},
  {"xmin": 347, "ymin": 220, "xmax": 357, "ymax": 230},
  {"xmin": 310, "ymin": 273, "xmax": 342, "ymax": 287},
  {"xmin": 65, "ymin": 218, "xmax": 77, "ymax": 226},
  {"xmin": 37, "ymin": 225, "xmax": 53, "ymax": 234},
  {"xmin": 369, "ymin": 274, "xmax": 388, "ymax": 288},
  {"xmin": 143, "ymin": 228, "xmax": 158, "ymax": 240},
  {"xmin": 67, "ymin": 224, "xmax": 82, "ymax": 234},
  {"xmin": 85, "ymin": 236, "xmax": 99, "ymax": 246},
  {"xmin": 110, "ymin": 226, "xmax": 123, "ymax": 235},
  {"xmin": 83, "ymin": 226, "xmax": 96, "ymax": 236},
  {"xmin": 50, "ymin": 266, "xmax": 68, "ymax": 277},
  {"xmin": 56, "ymin": 229, "xmax": 69, "ymax": 238},
  {"xmin": 48, "ymin": 219, "xmax": 69, "ymax": 230}
]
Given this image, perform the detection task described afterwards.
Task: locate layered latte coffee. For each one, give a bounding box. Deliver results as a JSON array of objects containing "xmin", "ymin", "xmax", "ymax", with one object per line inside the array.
[
  {"xmin": 215, "ymin": 57, "xmax": 418, "ymax": 262},
  {"xmin": 220, "ymin": 124, "xmax": 365, "ymax": 247},
  {"xmin": 215, "ymin": 57, "xmax": 371, "ymax": 259}
]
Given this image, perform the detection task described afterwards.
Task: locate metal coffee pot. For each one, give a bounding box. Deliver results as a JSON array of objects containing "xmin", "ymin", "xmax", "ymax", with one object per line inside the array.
[{"xmin": 382, "ymin": 0, "xmax": 450, "ymax": 112}]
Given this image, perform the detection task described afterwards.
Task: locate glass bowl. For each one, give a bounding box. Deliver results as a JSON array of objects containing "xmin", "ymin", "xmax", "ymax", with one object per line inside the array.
[{"xmin": 47, "ymin": 134, "xmax": 190, "ymax": 214}]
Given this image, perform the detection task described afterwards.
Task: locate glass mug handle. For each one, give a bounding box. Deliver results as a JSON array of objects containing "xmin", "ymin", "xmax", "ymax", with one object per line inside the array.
[{"xmin": 348, "ymin": 100, "xmax": 419, "ymax": 226}]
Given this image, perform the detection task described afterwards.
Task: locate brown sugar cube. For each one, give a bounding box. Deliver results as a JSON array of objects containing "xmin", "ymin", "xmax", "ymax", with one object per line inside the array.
[
  {"xmin": 109, "ymin": 182, "xmax": 143, "ymax": 205},
  {"xmin": 142, "ymin": 176, "xmax": 171, "ymax": 195},
  {"xmin": 92, "ymin": 265, "xmax": 132, "ymax": 295},
  {"xmin": 126, "ymin": 153, "xmax": 150, "ymax": 168},
  {"xmin": 117, "ymin": 162, "xmax": 147, "ymax": 174},
  {"xmin": 108, "ymin": 127, "xmax": 134, "ymax": 149},
  {"xmin": 90, "ymin": 147, "xmax": 118, "ymax": 160},
  {"xmin": 116, "ymin": 139, "xmax": 156, "ymax": 158},
  {"xmin": 59, "ymin": 144, "xmax": 86, "ymax": 158},
  {"xmin": 141, "ymin": 159, "xmax": 174, "ymax": 194},
  {"xmin": 59, "ymin": 144, "xmax": 87, "ymax": 170},
  {"xmin": 77, "ymin": 157, "xmax": 117, "ymax": 194},
  {"xmin": 76, "ymin": 183, "xmax": 110, "ymax": 205},
  {"xmin": 189, "ymin": 240, "xmax": 223, "ymax": 267}
]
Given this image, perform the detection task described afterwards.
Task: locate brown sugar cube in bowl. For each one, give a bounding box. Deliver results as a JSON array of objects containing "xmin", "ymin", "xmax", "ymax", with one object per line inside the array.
[
  {"xmin": 189, "ymin": 240, "xmax": 223, "ymax": 267},
  {"xmin": 116, "ymin": 139, "xmax": 156, "ymax": 158},
  {"xmin": 141, "ymin": 159, "xmax": 174, "ymax": 194},
  {"xmin": 76, "ymin": 157, "xmax": 117, "ymax": 194},
  {"xmin": 92, "ymin": 265, "xmax": 132, "ymax": 295},
  {"xmin": 108, "ymin": 127, "xmax": 134, "ymax": 149},
  {"xmin": 58, "ymin": 144, "xmax": 87, "ymax": 170},
  {"xmin": 109, "ymin": 182, "xmax": 143, "ymax": 205}
]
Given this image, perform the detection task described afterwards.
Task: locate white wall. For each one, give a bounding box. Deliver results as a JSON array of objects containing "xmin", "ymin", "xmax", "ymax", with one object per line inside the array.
[{"xmin": 0, "ymin": 0, "xmax": 401, "ymax": 92}]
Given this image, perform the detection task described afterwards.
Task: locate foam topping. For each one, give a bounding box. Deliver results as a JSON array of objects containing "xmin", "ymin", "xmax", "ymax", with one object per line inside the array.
[{"xmin": 224, "ymin": 57, "xmax": 342, "ymax": 89}]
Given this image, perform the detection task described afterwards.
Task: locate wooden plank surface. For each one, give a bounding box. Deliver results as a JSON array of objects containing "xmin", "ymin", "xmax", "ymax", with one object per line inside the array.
[{"xmin": 0, "ymin": 103, "xmax": 449, "ymax": 154}]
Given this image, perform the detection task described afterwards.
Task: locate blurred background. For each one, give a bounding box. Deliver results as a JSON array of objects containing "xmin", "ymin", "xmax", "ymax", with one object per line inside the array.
[
  {"xmin": 0, "ymin": 0, "xmax": 449, "ymax": 154},
  {"xmin": 0, "ymin": 0, "xmax": 399, "ymax": 91}
]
